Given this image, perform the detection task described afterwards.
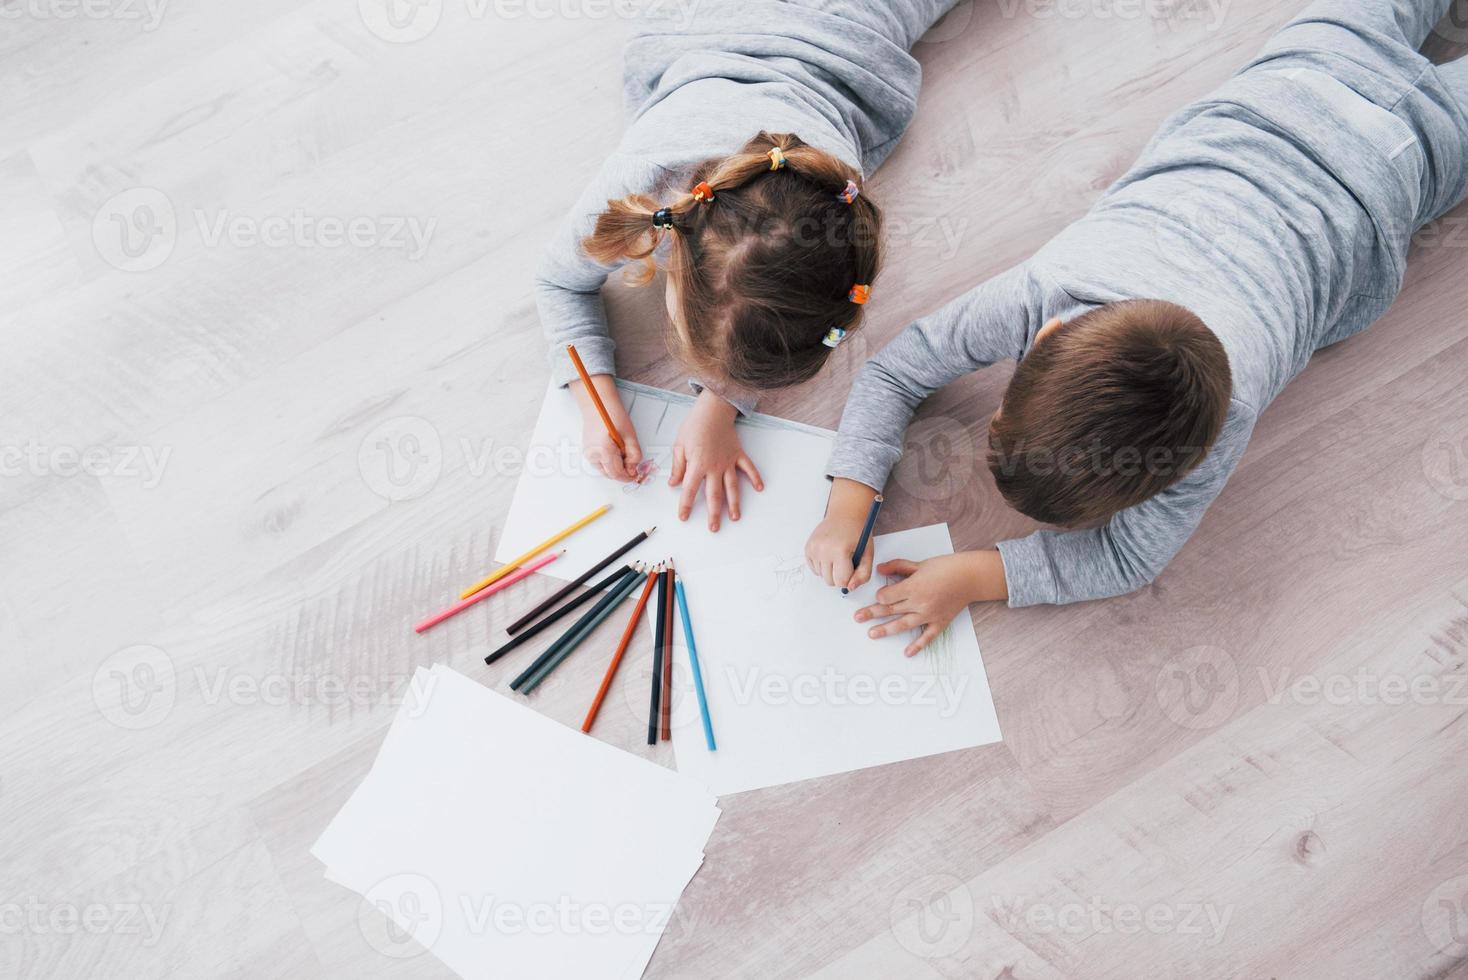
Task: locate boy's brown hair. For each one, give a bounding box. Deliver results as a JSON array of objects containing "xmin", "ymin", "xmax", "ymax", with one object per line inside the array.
[
  {"xmin": 987, "ymin": 299, "xmax": 1231, "ymax": 526},
  {"xmin": 582, "ymin": 132, "xmax": 880, "ymax": 390}
]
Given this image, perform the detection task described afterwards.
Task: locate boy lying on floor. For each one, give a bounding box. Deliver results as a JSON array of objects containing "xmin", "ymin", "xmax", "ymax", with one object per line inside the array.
[{"xmin": 806, "ymin": 0, "xmax": 1468, "ymax": 653}]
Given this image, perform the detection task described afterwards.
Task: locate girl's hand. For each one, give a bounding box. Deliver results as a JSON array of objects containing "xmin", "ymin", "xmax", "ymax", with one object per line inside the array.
[
  {"xmin": 571, "ymin": 374, "xmax": 643, "ymax": 482},
  {"xmin": 669, "ymin": 390, "xmax": 763, "ymax": 531},
  {"xmin": 804, "ymin": 478, "xmax": 880, "ymax": 590},
  {"xmin": 855, "ymin": 551, "xmax": 1007, "ymax": 657}
]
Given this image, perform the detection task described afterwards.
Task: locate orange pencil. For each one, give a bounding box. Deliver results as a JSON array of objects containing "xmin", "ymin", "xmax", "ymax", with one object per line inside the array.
[
  {"xmin": 566, "ymin": 344, "xmax": 626, "ymax": 453},
  {"xmin": 581, "ymin": 565, "xmax": 660, "ymax": 734}
]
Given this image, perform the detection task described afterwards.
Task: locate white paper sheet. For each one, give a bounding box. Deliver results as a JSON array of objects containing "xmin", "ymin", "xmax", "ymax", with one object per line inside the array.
[
  {"xmin": 667, "ymin": 524, "xmax": 1002, "ymax": 796},
  {"xmin": 313, "ymin": 665, "xmax": 720, "ymax": 980},
  {"xmin": 495, "ymin": 381, "xmax": 835, "ymax": 581}
]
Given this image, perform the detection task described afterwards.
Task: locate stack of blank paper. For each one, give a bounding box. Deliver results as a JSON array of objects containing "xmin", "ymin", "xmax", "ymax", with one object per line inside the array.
[{"xmin": 313, "ymin": 665, "xmax": 720, "ymax": 980}]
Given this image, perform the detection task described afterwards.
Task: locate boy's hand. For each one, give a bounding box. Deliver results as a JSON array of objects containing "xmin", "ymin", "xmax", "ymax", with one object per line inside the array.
[
  {"xmin": 855, "ymin": 551, "xmax": 1008, "ymax": 657},
  {"xmin": 669, "ymin": 389, "xmax": 763, "ymax": 531},
  {"xmin": 805, "ymin": 478, "xmax": 880, "ymax": 590},
  {"xmin": 571, "ymin": 374, "xmax": 643, "ymax": 482}
]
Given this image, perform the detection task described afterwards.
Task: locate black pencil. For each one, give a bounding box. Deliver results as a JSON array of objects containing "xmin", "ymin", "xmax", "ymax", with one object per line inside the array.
[
  {"xmin": 647, "ymin": 562, "xmax": 667, "ymax": 745},
  {"xmin": 505, "ymin": 527, "xmax": 653, "ymax": 635},
  {"xmin": 508, "ymin": 564, "xmax": 641, "ymax": 689},
  {"xmin": 842, "ymin": 494, "xmax": 884, "ymax": 595},
  {"xmin": 485, "ymin": 564, "xmax": 635, "ymax": 666},
  {"xmin": 659, "ymin": 561, "xmax": 674, "ymax": 741}
]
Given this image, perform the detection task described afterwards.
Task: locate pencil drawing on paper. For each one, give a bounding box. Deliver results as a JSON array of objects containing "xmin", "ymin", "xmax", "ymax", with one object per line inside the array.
[
  {"xmin": 621, "ymin": 457, "xmax": 660, "ymax": 493},
  {"xmin": 763, "ymin": 554, "xmax": 810, "ymax": 599}
]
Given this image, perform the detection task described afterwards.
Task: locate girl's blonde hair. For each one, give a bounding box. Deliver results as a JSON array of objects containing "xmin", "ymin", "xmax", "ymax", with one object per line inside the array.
[{"xmin": 582, "ymin": 132, "xmax": 882, "ymax": 390}]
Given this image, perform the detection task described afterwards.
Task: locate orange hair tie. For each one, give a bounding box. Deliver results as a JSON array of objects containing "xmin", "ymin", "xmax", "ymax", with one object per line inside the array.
[
  {"xmin": 848, "ymin": 284, "xmax": 871, "ymax": 305},
  {"xmin": 691, "ymin": 181, "xmax": 715, "ymax": 203}
]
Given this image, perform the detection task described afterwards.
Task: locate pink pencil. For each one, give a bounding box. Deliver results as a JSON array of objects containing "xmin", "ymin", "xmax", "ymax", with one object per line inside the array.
[{"xmin": 414, "ymin": 551, "xmax": 562, "ymax": 634}]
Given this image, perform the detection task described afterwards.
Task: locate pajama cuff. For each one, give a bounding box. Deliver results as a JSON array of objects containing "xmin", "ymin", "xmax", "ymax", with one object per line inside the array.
[
  {"xmin": 996, "ymin": 534, "xmax": 1060, "ymax": 608},
  {"xmin": 549, "ymin": 336, "xmax": 617, "ymax": 388}
]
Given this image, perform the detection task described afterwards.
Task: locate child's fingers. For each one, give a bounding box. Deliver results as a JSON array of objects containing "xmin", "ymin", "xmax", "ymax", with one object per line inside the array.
[
  {"xmin": 587, "ymin": 446, "xmax": 621, "ymax": 482},
  {"xmin": 875, "ymin": 579, "xmax": 910, "ymax": 605},
  {"xmin": 736, "ymin": 454, "xmax": 764, "ymax": 492},
  {"xmin": 866, "ymin": 612, "xmax": 923, "ymax": 639},
  {"xmin": 905, "ymin": 623, "xmax": 944, "ymax": 658},
  {"xmin": 668, "ymin": 446, "xmax": 686, "ymax": 487},
  {"xmin": 818, "ymin": 558, "xmax": 836, "ymax": 587},
  {"xmin": 622, "ymin": 438, "xmax": 643, "ymax": 471},
  {"xmin": 677, "ymin": 466, "xmax": 701, "ymax": 521},
  {"xmin": 854, "ymin": 600, "xmax": 901, "ymax": 622},
  {"xmin": 832, "ymin": 555, "xmax": 855, "ymax": 591},
  {"xmin": 876, "ymin": 558, "xmax": 920, "ymax": 577},
  {"xmin": 724, "ymin": 469, "xmax": 741, "ymax": 521},
  {"xmin": 704, "ymin": 474, "xmax": 724, "ymax": 532},
  {"xmin": 605, "ymin": 449, "xmax": 633, "ymax": 482},
  {"xmin": 844, "ymin": 555, "xmax": 873, "ymax": 594}
]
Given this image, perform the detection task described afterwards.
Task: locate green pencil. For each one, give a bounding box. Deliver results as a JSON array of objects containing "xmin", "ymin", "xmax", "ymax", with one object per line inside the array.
[{"xmin": 517, "ymin": 568, "xmax": 646, "ymax": 694}]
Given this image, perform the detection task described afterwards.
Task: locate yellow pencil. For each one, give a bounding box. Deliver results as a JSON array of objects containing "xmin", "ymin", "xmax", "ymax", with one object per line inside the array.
[{"xmin": 459, "ymin": 504, "xmax": 610, "ymax": 599}]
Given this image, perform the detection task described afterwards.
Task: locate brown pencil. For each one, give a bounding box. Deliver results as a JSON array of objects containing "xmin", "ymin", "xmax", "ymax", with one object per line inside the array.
[
  {"xmin": 566, "ymin": 344, "xmax": 625, "ymax": 452},
  {"xmin": 660, "ymin": 560, "xmax": 675, "ymax": 740}
]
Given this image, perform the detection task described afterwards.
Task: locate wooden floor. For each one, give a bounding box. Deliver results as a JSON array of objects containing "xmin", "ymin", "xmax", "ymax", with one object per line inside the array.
[{"xmin": 5, "ymin": 0, "xmax": 1468, "ymax": 976}]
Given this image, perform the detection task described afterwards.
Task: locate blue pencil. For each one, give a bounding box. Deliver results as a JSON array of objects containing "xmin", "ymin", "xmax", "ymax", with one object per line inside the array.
[
  {"xmin": 674, "ymin": 576, "xmax": 716, "ymax": 751},
  {"xmin": 842, "ymin": 493, "xmax": 884, "ymax": 595}
]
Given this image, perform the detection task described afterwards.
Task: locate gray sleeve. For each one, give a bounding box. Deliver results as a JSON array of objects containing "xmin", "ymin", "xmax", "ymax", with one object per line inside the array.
[
  {"xmin": 534, "ymin": 153, "xmax": 671, "ymax": 386},
  {"xmin": 996, "ymin": 404, "xmax": 1257, "ymax": 606},
  {"xmin": 826, "ymin": 262, "xmax": 1055, "ymax": 490}
]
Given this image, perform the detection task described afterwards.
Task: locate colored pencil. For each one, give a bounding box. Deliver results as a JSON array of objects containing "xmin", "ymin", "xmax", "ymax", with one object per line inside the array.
[
  {"xmin": 506, "ymin": 527, "xmax": 653, "ymax": 635},
  {"xmin": 460, "ymin": 503, "xmax": 609, "ymax": 600},
  {"xmin": 582, "ymin": 566, "xmax": 659, "ymax": 733},
  {"xmin": 674, "ymin": 575, "xmax": 716, "ymax": 750},
  {"xmin": 566, "ymin": 344, "xmax": 626, "ymax": 452},
  {"xmin": 518, "ymin": 568, "xmax": 645, "ymax": 695},
  {"xmin": 413, "ymin": 551, "xmax": 562, "ymax": 634},
  {"xmin": 484, "ymin": 564, "xmax": 633, "ymax": 666},
  {"xmin": 508, "ymin": 565, "xmax": 640, "ymax": 690},
  {"xmin": 647, "ymin": 563, "xmax": 667, "ymax": 745},
  {"xmin": 842, "ymin": 493, "xmax": 885, "ymax": 595},
  {"xmin": 659, "ymin": 561, "xmax": 674, "ymax": 741}
]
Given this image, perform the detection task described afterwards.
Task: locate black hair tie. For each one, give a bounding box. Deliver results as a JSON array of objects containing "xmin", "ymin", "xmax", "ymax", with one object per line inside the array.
[{"xmin": 651, "ymin": 208, "xmax": 675, "ymax": 230}]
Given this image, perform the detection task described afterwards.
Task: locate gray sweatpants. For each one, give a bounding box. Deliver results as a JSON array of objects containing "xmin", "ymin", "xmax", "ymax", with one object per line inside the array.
[{"xmin": 1250, "ymin": 0, "xmax": 1468, "ymax": 225}]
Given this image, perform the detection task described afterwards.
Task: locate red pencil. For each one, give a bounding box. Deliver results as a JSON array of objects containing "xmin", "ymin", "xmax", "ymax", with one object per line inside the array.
[
  {"xmin": 581, "ymin": 565, "xmax": 659, "ymax": 734},
  {"xmin": 660, "ymin": 560, "xmax": 675, "ymax": 740}
]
